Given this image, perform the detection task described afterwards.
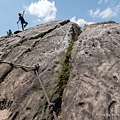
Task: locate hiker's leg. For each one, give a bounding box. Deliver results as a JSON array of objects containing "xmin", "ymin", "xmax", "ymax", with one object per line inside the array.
[
  {"xmin": 26, "ymin": 21, "xmax": 28, "ymax": 25},
  {"xmin": 21, "ymin": 23, "xmax": 24, "ymax": 30},
  {"xmin": 24, "ymin": 22, "xmax": 28, "ymax": 28}
]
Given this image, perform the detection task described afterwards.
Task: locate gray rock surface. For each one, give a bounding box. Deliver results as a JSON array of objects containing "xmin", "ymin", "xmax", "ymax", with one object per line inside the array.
[
  {"xmin": 0, "ymin": 20, "xmax": 81, "ymax": 120},
  {"xmin": 0, "ymin": 20, "xmax": 120, "ymax": 120},
  {"xmin": 62, "ymin": 21, "xmax": 120, "ymax": 120}
]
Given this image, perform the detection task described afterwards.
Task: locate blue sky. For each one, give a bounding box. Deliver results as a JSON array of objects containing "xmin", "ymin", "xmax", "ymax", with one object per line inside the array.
[{"xmin": 1, "ymin": 0, "xmax": 120, "ymax": 37}]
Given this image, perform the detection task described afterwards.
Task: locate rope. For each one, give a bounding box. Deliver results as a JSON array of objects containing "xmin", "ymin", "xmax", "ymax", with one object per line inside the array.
[
  {"xmin": 0, "ymin": 61, "xmax": 58, "ymax": 120},
  {"xmin": 0, "ymin": 61, "xmax": 36, "ymax": 72},
  {"xmin": 35, "ymin": 70, "xmax": 52, "ymax": 105},
  {"xmin": 35, "ymin": 70, "xmax": 58, "ymax": 120}
]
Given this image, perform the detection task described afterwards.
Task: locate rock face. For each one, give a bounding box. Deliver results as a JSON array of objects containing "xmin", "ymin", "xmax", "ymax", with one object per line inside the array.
[
  {"xmin": 62, "ymin": 21, "xmax": 120, "ymax": 120},
  {"xmin": 0, "ymin": 20, "xmax": 120, "ymax": 120},
  {"xmin": 0, "ymin": 20, "xmax": 81, "ymax": 120}
]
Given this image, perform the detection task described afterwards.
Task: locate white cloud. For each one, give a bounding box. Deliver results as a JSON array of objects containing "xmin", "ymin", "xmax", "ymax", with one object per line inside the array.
[
  {"xmin": 89, "ymin": 8, "xmax": 100, "ymax": 17},
  {"xmin": 98, "ymin": 0, "xmax": 109, "ymax": 4},
  {"xmin": 70, "ymin": 16, "xmax": 94, "ymax": 28},
  {"xmin": 98, "ymin": 0, "xmax": 102, "ymax": 4},
  {"xmin": 89, "ymin": 4, "xmax": 120, "ymax": 19},
  {"xmin": 25, "ymin": 0, "xmax": 57, "ymax": 22},
  {"xmin": 99, "ymin": 7, "xmax": 113, "ymax": 18},
  {"xmin": 104, "ymin": 0, "xmax": 109, "ymax": 3}
]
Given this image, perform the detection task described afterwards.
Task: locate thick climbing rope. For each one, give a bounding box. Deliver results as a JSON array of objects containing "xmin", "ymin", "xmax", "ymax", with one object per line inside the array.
[
  {"xmin": 0, "ymin": 61, "xmax": 35, "ymax": 71},
  {"xmin": 0, "ymin": 61, "xmax": 58, "ymax": 120},
  {"xmin": 35, "ymin": 70, "xmax": 58, "ymax": 120}
]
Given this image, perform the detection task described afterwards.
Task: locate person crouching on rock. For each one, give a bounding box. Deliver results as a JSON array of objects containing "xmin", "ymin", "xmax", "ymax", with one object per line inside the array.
[{"xmin": 17, "ymin": 11, "xmax": 28, "ymax": 31}]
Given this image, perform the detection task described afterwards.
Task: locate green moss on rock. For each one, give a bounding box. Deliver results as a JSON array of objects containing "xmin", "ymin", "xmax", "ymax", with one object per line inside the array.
[
  {"xmin": 30, "ymin": 32, "xmax": 45, "ymax": 39},
  {"xmin": 10, "ymin": 42, "xmax": 21, "ymax": 49}
]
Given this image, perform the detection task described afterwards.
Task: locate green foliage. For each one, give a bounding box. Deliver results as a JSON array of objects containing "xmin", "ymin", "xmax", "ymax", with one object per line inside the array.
[
  {"xmin": 57, "ymin": 41, "xmax": 74, "ymax": 93},
  {"xmin": 56, "ymin": 41, "xmax": 74, "ymax": 116},
  {"xmin": 65, "ymin": 41, "xmax": 74, "ymax": 58},
  {"xmin": 10, "ymin": 42, "xmax": 21, "ymax": 49},
  {"xmin": 30, "ymin": 32, "xmax": 45, "ymax": 39},
  {"xmin": 58, "ymin": 63, "xmax": 69, "ymax": 91}
]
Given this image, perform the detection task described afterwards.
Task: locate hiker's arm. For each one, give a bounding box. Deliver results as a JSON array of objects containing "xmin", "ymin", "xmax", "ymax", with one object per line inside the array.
[
  {"xmin": 22, "ymin": 11, "xmax": 25, "ymax": 16},
  {"xmin": 17, "ymin": 19, "xmax": 20, "ymax": 24}
]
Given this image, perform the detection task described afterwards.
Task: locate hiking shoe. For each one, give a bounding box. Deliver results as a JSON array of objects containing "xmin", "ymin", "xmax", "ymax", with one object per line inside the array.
[
  {"xmin": 24, "ymin": 24, "xmax": 27, "ymax": 28},
  {"xmin": 24, "ymin": 23, "xmax": 28, "ymax": 28}
]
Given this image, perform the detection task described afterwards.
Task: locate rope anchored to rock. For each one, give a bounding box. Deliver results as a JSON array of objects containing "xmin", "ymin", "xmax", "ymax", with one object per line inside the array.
[
  {"xmin": 0, "ymin": 61, "xmax": 58, "ymax": 120},
  {"xmin": 35, "ymin": 70, "xmax": 58, "ymax": 120},
  {"xmin": 0, "ymin": 61, "xmax": 36, "ymax": 72}
]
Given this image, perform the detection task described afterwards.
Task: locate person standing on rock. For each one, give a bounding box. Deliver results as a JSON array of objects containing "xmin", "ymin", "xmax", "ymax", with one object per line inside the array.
[
  {"xmin": 17, "ymin": 11, "xmax": 28, "ymax": 31},
  {"xmin": 6, "ymin": 29, "xmax": 12, "ymax": 37}
]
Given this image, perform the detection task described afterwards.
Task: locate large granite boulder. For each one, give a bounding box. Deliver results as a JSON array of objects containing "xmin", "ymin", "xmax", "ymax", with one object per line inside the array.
[
  {"xmin": 0, "ymin": 20, "xmax": 81, "ymax": 120},
  {"xmin": 0, "ymin": 20, "xmax": 120, "ymax": 120},
  {"xmin": 62, "ymin": 21, "xmax": 120, "ymax": 120}
]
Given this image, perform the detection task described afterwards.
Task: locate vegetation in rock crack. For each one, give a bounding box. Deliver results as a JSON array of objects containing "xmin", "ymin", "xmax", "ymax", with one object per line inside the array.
[
  {"xmin": 58, "ymin": 63, "xmax": 69, "ymax": 92},
  {"xmin": 30, "ymin": 32, "xmax": 45, "ymax": 39},
  {"xmin": 56, "ymin": 41, "xmax": 74, "ymax": 115},
  {"xmin": 9, "ymin": 42, "xmax": 21, "ymax": 49},
  {"xmin": 58, "ymin": 41, "xmax": 74, "ymax": 93}
]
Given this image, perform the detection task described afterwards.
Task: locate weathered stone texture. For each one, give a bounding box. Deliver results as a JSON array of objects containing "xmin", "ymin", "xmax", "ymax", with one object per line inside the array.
[
  {"xmin": 0, "ymin": 20, "xmax": 81, "ymax": 120},
  {"xmin": 0, "ymin": 20, "xmax": 120, "ymax": 120},
  {"xmin": 62, "ymin": 22, "xmax": 120, "ymax": 120}
]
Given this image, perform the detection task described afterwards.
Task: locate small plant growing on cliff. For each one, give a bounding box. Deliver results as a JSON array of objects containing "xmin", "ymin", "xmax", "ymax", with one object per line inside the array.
[
  {"xmin": 55, "ymin": 41, "xmax": 74, "ymax": 115},
  {"xmin": 58, "ymin": 63, "xmax": 69, "ymax": 92},
  {"xmin": 57, "ymin": 41, "xmax": 74, "ymax": 93},
  {"xmin": 30, "ymin": 32, "xmax": 45, "ymax": 39},
  {"xmin": 10, "ymin": 42, "xmax": 21, "ymax": 49},
  {"xmin": 58, "ymin": 41, "xmax": 74, "ymax": 95}
]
